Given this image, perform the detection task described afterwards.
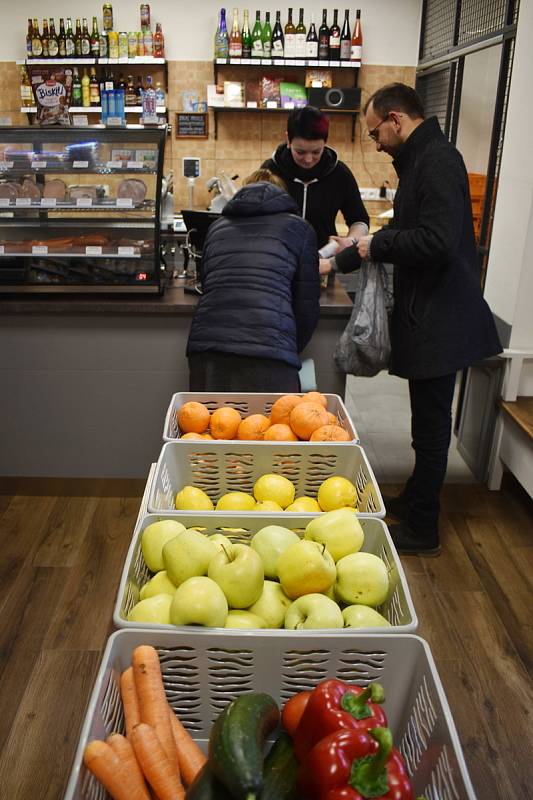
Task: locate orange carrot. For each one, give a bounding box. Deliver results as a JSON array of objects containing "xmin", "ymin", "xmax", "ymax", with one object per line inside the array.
[
  {"xmin": 131, "ymin": 722, "xmax": 185, "ymax": 800},
  {"xmin": 106, "ymin": 733, "xmax": 151, "ymax": 800},
  {"xmin": 83, "ymin": 739, "xmax": 150, "ymax": 800},
  {"xmin": 168, "ymin": 705, "xmax": 207, "ymax": 787},
  {"xmin": 120, "ymin": 667, "xmax": 141, "ymax": 738},
  {"xmin": 132, "ymin": 645, "xmax": 181, "ymax": 781}
]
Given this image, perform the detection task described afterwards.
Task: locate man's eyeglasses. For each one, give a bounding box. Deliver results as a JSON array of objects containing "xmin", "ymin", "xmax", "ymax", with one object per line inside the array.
[{"xmin": 368, "ymin": 115, "xmax": 389, "ymax": 141}]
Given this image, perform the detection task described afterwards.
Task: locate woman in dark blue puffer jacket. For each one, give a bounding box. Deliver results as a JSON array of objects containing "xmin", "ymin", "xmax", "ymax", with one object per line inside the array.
[{"xmin": 186, "ymin": 173, "xmax": 320, "ymax": 392}]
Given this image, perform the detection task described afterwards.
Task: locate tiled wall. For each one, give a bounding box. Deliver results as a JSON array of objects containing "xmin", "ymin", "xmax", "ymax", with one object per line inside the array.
[{"xmin": 1, "ymin": 60, "xmax": 415, "ymax": 216}]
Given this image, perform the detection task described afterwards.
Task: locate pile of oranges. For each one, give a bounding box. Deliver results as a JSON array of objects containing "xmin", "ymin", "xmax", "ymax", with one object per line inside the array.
[{"xmin": 176, "ymin": 392, "xmax": 353, "ymax": 442}]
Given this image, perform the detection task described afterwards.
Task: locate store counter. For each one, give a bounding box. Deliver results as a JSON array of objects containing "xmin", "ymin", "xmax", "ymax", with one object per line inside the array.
[{"xmin": 0, "ymin": 279, "xmax": 352, "ymax": 478}]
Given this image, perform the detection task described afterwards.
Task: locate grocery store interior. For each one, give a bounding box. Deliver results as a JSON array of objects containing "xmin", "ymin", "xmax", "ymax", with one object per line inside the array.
[{"xmin": 0, "ymin": 1, "xmax": 532, "ymax": 799}]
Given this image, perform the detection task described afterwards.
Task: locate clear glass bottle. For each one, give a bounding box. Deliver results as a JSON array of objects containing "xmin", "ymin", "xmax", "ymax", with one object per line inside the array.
[
  {"xmin": 142, "ymin": 75, "xmax": 157, "ymax": 118},
  {"xmin": 20, "ymin": 66, "xmax": 34, "ymax": 107},
  {"xmin": 229, "ymin": 8, "xmax": 242, "ymax": 57},
  {"xmin": 155, "ymin": 82, "xmax": 165, "ymax": 106},
  {"xmin": 350, "ymin": 9, "xmax": 363, "ymax": 65}
]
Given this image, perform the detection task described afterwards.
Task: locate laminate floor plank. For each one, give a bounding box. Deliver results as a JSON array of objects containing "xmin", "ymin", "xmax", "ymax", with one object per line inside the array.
[{"xmin": 33, "ymin": 495, "xmax": 99, "ymax": 568}]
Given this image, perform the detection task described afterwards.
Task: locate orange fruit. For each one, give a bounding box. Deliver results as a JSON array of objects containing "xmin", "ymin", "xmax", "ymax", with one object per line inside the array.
[
  {"xmin": 310, "ymin": 424, "xmax": 352, "ymax": 442},
  {"xmin": 237, "ymin": 414, "xmax": 271, "ymax": 441},
  {"xmin": 303, "ymin": 391, "xmax": 328, "ymax": 408},
  {"xmin": 210, "ymin": 406, "xmax": 242, "ymax": 439},
  {"xmin": 270, "ymin": 395, "xmax": 303, "ymax": 426},
  {"xmin": 180, "ymin": 432, "xmax": 214, "ymax": 440},
  {"xmin": 264, "ymin": 423, "xmax": 298, "ymax": 441},
  {"xmin": 177, "ymin": 401, "xmax": 210, "ymax": 434},
  {"xmin": 289, "ymin": 402, "xmax": 329, "ymax": 440},
  {"xmin": 326, "ymin": 411, "xmax": 338, "ymax": 425}
]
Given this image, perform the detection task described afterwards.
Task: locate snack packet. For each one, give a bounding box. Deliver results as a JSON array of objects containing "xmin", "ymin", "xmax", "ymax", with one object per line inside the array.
[{"xmin": 31, "ymin": 68, "xmax": 73, "ymax": 126}]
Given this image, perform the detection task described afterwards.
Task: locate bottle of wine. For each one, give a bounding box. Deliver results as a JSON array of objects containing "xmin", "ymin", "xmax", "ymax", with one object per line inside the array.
[
  {"xmin": 251, "ymin": 11, "xmax": 263, "ymax": 58},
  {"xmin": 229, "ymin": 8, "xmax": 242, "ymax": 57},
  {"xmin": 340, "ymin": 10, "xmax": 351, "ymax": 60},
  {"xmin": 350, "ymin": 9, "xmax": 363, "ymax": 65},
  {"xmin": 295, "ymin": 8, "xmax": 306, "ymax": 59},
  {"xmin": 318, "ymin": 9, "xmax": 329, "ymax": 60},
  {"xmin": 284, "ymin": 8, "xmax": 296, "ymax": 58},
  {"xmin": 262, "ymin": 11, "xmax": 272, "ymax": 57},
  {"xmin": 242, "ymin": 9, "xmax": 252, "ymax": 58},
  {"xmin": 271, "ymin": 10, "xmax": 284, "ymax": 57},
  {"xmin": 48, "ymin": 18, "xmax": 59, "ymax": 58},
  {"xmin": 65, "ymin": 18, "xmax": 75, "ymax": 57},
  {"xmin": 214, "ymin": 8, "xmax": 229, "ymax": 59},
  {"xmin": 58, "ymin": 19, "xmax": 67, "ymax": 57},
  {"xmin": 329, "ymin": 9, "xmax": 340, "ymax": 60},
  {"xmin": 89, "ymin": 67, "xmax": 100, "ymax": 107},
  {"xmin": 306, "ymin": 13, "xmax": 318, "ymax": 59}
]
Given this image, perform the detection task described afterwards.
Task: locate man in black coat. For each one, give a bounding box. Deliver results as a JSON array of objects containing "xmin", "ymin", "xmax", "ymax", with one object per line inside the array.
[{"xmin": 331, "ymin": 83, "xmax": 502, "ymax": 555}]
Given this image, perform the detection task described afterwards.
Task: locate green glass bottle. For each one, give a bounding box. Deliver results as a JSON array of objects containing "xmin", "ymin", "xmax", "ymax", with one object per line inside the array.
[
  {"xmin": 262, "ymin": 11, "xmax": 272, "ymax": 57},
  {"xmin": 241, "ymin": 9, "xmax": 252, "ymax": 58},
  {"xmin": 251, "ymin": 11, "xmax": 263, "ymax": 58}
]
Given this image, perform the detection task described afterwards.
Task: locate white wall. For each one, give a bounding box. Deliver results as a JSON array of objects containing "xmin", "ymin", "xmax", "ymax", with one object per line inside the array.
[
  {"xmin": 456, "ymin": 45, "xmax": 501, "ymax": 175},
  {"xmin": 7, "ymin": 1, "xmax": 422, "ymax": 64}
]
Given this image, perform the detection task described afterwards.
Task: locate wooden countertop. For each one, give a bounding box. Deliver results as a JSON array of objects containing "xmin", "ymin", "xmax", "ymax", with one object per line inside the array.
[{"xmin": 0, "ymin": 276, "xmax": 353, "ymax": 317}]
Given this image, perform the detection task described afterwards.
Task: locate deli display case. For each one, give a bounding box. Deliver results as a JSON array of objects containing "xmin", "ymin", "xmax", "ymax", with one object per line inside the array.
[{"xmin": 0, "ymin": 125, "xmax": 167, "ymax": 293}]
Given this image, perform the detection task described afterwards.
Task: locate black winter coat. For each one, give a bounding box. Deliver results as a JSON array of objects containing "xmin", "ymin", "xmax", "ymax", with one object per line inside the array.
[
  {"xmin": 186, "ymin": 183, "xmax": 320, "ymax": 369},
  {"xmin": 336, "ymin": 117, "xmax": 502, "ymax": 379}
]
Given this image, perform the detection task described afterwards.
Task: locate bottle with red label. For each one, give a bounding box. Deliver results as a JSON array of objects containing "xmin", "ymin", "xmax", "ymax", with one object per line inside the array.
[{"xmin": 350, "ymin": 9, "xmax": 363, "ymax": 65}]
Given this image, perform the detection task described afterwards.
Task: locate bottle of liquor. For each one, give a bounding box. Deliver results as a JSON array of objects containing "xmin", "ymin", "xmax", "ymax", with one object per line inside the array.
[
  {"xmin": 31, "ymin": 19, "xmax": 42, "ymax": 58},
  {"xmin": 41, "ymin": 19, "xmax": 50, "ymax": 58},
  {"xmin": 284, "ymin": 8, "xmax": 296, "ymax": 59},
  {"xmin": 306, "ymin": 13, "xmax": 318, "ymax": 59},
  {"xmin": 81, "ymin": 68, "xmax": 90, "ymax": 107},
  {"xmin": 215, "ymin": 8, "xmax": 229, "ymax": 59},
  {"xmin": 329, "ymin": 9, "xmax": 341, "ymax": 60},
  {"xmin": 271, "ymin": 10, "xmax": 284, "ymax": 57},
  {"xmin": 58, "ymin": 19, "xmax": 67, "ymax": 57},
  {"xmin": 241, "ymin": 10, "xmax": 252, "ymax": 58},
  {"xmin": 125, "ymin": 75, "xmax": 137, "ymax": 106},
  {"xmin": 262, "ymin": 11, "xmax": 272, "ymax": 57},
  {"xmin": 135, "ymin": 75, "xmax": 144, "ymax": 102},
  {"xmin": 81, "ymin": 18, "xmax": 91, "ymax": 57},
  {"xmin": 48, "ymin": 19, "xmax": 59, "ymax": 58},
  {"xmin": 65, "ymin": 18, "xmax": 75, "ymax": 57},
  {"xmin": 155, "ymin": 81, "xmax": 165, "ymax": 106},
  {"xmin": 142, "ymin": 75, "xmax": 157, "ymax": 118},
  {"xmin": 318, "ymin": 9, "xmax": 329, "ymax": 60},
  {"xmin": 20, "ymin": 66, "xmax": 33, "ymax": 107},
  {"xmin": 251, "ymin": 11, "xmax": 263, "ymax": 58},
  {"xmin": 229, "ymin": 8, "xmax": 242, "ymax": 57},
  {"xmin": 89, "ymin": 67, "xmax": 100, "ymax": 106},
  {"xmin": 340, "ymin": 10, "xmax": 351, "ymax": 60},
  {"xmin": 153, "ymin": 22, "xmax": 165, "ymax": 57},
  {"xmin": 26, "ymin": 19, "xmax": 33, "ymax": 58},
  {"xmin": 90, "ymin": 17, "xmax": 100, "ymax": 57},
  {"xmin": 350, "ymin": 9, "xmax": 363, "ymax": 65},
  {"xmin": 74, "ymin": 19, "xmax": 83, "ymax": 57},
  {"xmin": 295, "ymin": 9, "xmax": 306, "ymax": 58}
]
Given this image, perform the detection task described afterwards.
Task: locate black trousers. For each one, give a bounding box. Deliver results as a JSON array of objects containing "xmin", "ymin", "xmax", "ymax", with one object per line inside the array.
[
  {"xmin": 188, "ymin": 352, "xmax": 301, "ymax": 393},
  {"xmin": 403, "ymin": 372, "xmax": 457, "ymax": 537}
]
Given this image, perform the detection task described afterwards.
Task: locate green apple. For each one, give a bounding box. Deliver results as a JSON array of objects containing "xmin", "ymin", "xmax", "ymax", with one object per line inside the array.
[
  {"xmin": 175, "ymin": 485, "xmax": 214, "ymax": 511},
  {"xmin": 342, "ymin": 605, "xmax": 391, "ymax": 628},
  {"xmin": 321, "ymin": 584, "xmax": 336, "ymax": 600},
  {"xmin": 127, "ymin": 593, "xmax": 173, "ymax": 624},
  {"xmin": 284, "ymin": 594, "xmax": 343, "ymax": 629},
  {"xmin": 304, "ymin": 508, "xmax": 364, "ymax": 562},
  {"xmin": 250, "ymin": 525, "xmax": 300, "ymax": 578},
  {"xmin": 277, "ymin": 539, "xmax": 336, "ymax": 599},
  {"xmin": 335, "ymin": 552, "xmax": 389, "ymax": 606},
  {"xmin": 139, "ymin": 570, "xmax": 176, "ymax": 600},
  {"xmin": 208, "ymin": 533, "xmax": 232, "ymax": 553},
  {"xmin": 247, "ymin": 580, "xmax": 292, "ymax": 628},
  {"xmin": 208, "ymin": 543, "xmax": 264, "ymax": 608},
  {"xmin": 163, "ymin": 529, "xmax": 217, "ymax": 587},
  {"xmin": 224, "ymin": 610, "xmax": 267, "ymax": 629},
  {"xmin": 141, "ymin": 519, "xmax": 186, "ymax": 572},
  {"xmin": 170, "ymin": 576, "xmax": 228, "ymax": 627}
]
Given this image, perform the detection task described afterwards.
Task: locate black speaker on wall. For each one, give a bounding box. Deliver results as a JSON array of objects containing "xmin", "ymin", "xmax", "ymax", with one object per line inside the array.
[{"xmin": 308, "ymin": 87, "xmax": 361, "ymax": 111}]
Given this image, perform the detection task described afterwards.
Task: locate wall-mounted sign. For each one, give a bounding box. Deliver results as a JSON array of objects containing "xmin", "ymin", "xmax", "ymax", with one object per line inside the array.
[{"xmin": 175, "ymin": 112, "xmax": 208, "ymax": 139}]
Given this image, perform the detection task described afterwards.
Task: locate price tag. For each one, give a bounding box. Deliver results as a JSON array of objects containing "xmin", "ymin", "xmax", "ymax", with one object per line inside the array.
[
  {"xmin": 215, "ymin": 58, "xmax": 226, "ymax": 64},
  {"xmin": 73, "ymin": 160, "xmax": 89, "ymax": 168},
  {"xmin": 0, "ymin": 161, "xmax": 14, "ymax": 170},
  {"xmin": 72, "ymin": 115, "xmax": 89, "ymax": 127},
  {"xmin": 41, "ymin": 197, "xmax": 57, "ymax": 207},
  {"xmin": 116, "ymin": 197, "xmax": 133, "ymax": 207},
  {"xmin": 261, "ymin": 59, "xmax": 272, "ymax": 65},
  {"xmin": 107, "ymin": 160, "xmax": 124, "ymax": 169},
  {"xmin": 118, "ymin": 245, "xmax": 135, "ymax": 256},
  {"xmin": 318, "ymin": 60, "xmax": 329, "ymax": 67},
  {"xmin": 31, "ymin": 160, "xmax": 47, "ymax": 169},
  {"xmin": 283, "ymin": 102, "xmax": 295, "ymax": 110},
  {"xmin": 241, "ymin": 58, "xmax": 252, "ymax": 65},
  {"xmin": 15, "ymin": 197, "xmax": 32, "ymax": 206},
  {"xmin": 266, "ymin": 101, "xmax": 278, "ymax": 109},
  {"xmin": 0, "ymin": 198, "xmax": 10, "ymax": 207},
  {"xmin": 272, "ymin": 59, "xmax": 284, "ymax": 65},
  {"xmin": 85, "ymin": 245, "xmax": 102, "ymax": 255},
  {"xmin": 0, "ymin": 245, "xmax": 4, "ymax": 254},
  {"xmin": 32, "ymin": 245, "xmax": 48, "ymax": 255},
  {"xmin": 0, "ymin": 116, "xmax": 12, "ymax": 126},
  {"xmin": 126, "ymin": 161, "xmax": 143, "ymax": 169},
  {"xmin": 229, "ymin": 58, "xmax": 240, "ymax": 64},
  {"xmin": 106, "ymin": 117, "xmax": 124, "ymax": 127},
  {"xmin": 246, "ymin": 101, "xmax": 258, "ymax": 109},
  {"xmin": 341, "ymin": 61, "xmax": 353, "ymax": 67},
  {"xmin": 76, "ymin": 197, "xmax": 93, "ymax": 207}
]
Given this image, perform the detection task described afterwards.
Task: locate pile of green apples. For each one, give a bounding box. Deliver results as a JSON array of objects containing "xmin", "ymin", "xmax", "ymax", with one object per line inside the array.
[{"xmin": 127, "ymin": 508, "xmax": 391, "ymax": 630}]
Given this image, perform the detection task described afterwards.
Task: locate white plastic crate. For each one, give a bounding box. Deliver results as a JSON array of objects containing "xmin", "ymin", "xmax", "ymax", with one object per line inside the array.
[
  {"xmin": 163, "ymin": 391, "xmax": 359, "ymax": 442},
  {"xmin": 113, "ymin": 512, "xmax": 417, "ymax": 633},
  {"xmin": 64, "ymin": 630, "xmax": 477, "ymax": 800},
  {"xmin": 147, "ymin": 440, "xmax": 384, "ymax": 517}
]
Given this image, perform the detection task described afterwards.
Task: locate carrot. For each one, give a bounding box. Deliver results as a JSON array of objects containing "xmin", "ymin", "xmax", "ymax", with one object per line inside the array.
[
  {"xmin": 282, "ymin": 690, "xmax": 312, "ymax": 737},
  {"xmin": 83, "ymin": 739, "xmax": 150, "ymax": 800},
  {"xmin": 120, "ymin": 667, "xmax": 141, "ymax": 738},
  {"xmin": 131, "ymin": 722, "xmax": 185, "ymax": 800},
  {"xmin": 168, "ymin": 704, "xmax": 207, "ymax": 786},
  {"xmin": 106, "ymin": 733, "xmax": 151, "ymax": 800},
  {"xmin": 132, "ymin": 645, "xmax": 181, "ymax": 781}
]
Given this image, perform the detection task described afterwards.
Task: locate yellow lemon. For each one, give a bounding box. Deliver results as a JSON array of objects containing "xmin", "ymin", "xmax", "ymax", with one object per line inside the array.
[
  {"xmin": 175, "ymin": 485, "xmax": 214, "ymax": 511},
  {"xmin": 285, "ymin": 496, "xmax": 322, "ymax": 513},
  {"xmin": 254, "ymin": 500, "xmax": 284, "ymax": 512},
  {"xmin": 215, "ymin": 491, "xmax": 256, "ymax": 511},
  {"xmin": 253, "ymin": 473, "xmax": 295, "ymax": 509},
  {"xmin": 317, "ymin": 476, "xmax": 357, "ymax": 512}
]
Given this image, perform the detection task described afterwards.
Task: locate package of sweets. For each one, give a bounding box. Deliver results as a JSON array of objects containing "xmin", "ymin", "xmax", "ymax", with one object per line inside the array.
[
  {"xmin": 260, "ymin": 76, "xmax": 281, "ymax": 107},
  {"xmin": 31, "ymin": 68, "xmax": 73, "ymax": 125}
]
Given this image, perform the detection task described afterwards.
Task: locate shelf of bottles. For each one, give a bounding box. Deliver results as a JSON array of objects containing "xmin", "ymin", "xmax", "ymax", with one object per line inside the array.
[
  {"xmin": 215, "ymin": 57, "xmax": 359, "ymax": 68},
  {"xmin": 20, "ymin": 106, "xmax": 166, "ymax": 115},
  {"xmin": 18, "ymin": 58, "xmax": 165, "ymax": 66}
]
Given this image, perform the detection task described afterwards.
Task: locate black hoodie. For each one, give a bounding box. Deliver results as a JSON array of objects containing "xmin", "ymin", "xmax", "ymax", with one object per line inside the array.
[{"xmin": 262, "ymin": 143, "xmax": 368, "ymax": 248}]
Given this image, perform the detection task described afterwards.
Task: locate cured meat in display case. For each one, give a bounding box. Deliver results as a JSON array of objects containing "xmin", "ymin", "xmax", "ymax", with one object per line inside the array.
[{"xmin": 0, "ymin": 125, "xmax": 167, "ymax": 293}]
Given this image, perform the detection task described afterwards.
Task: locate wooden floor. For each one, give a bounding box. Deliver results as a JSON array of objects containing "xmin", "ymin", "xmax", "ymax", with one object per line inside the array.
[{"xmin": 0, "ymin": 476, "xmax": 532, "ymax": 799}]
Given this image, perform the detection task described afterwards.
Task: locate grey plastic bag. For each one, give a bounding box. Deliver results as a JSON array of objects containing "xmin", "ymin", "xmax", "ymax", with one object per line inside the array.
[{"xmin": 334, "ymin": 261, "xmax": 393, "ymax": 377}]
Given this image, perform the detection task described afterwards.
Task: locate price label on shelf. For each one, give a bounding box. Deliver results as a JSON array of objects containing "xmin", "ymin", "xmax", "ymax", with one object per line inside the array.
[
  {"xmin": 118, "ymin": 245, "xmax": 135, "ymax": 256},
  {"xmin": 73, "ymin": 160, "xmax": 89, "ymax": 168},
  {"xmin": 76, "ymin": 197, "xmax": 93, "ymax": 207},
  {"xmin": 15, "ymin": 197, "xmax": 32, "ymax": 206},
  {"xmin": 72, "ymin": 115, "xmax": 89, "ymax": 127},
  {"xmin": 85, "ymin": 245, "xmax": 103, "ymax": 255},
  {"xmin": 246, "ymin": 101, "xmax": 258, "ymax": 109},
  {"xmin": 0, "ymin": 161, "xmax": 14, "ymax": 170},
  {"xmin": 31, "ymin": 160, "xmax": 47, "ymax": 169},
  {"xmin": 107, "ymin": 160, "xmax": 124, "ymax": 169},
  {"xmin": 266, "ymin": 101, "xmax": 278, "ymax": 109},
  {"xmin": 284, "ymin": 102, "xmax": 295, "ymax": 110},
  {"xmin": 261, "ymin": 59, "xmax": 272, "ymax": 65},
  {"xmin": 0, "ymin": 198, "xmax": 10, "ymax": 207},
  {"xmin": 32, "ymin": 245, "xmax": 48, "ymax": 255},
  {"xmin": 41, "ymin": 197, "xmax": 57, "ymax": 207},
  {"xmin": 126, "ymin": 161, "xmax": 143, "ymax": 169},
  {"xmin": 116, "ymin": 197, "xmax": 133, "ymax": 207}
]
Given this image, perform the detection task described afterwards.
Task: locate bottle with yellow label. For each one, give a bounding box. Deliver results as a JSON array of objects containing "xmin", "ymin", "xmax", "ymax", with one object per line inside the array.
[
  {"xmin": 20, "ymin": 67, "xmax": 34, "ymax": 108},
  {"xmin": 81, "ymin": 68, "xmax": 91, "ymax": 108}
]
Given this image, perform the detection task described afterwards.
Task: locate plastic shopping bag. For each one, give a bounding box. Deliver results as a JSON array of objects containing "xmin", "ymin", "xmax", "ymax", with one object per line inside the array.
[{"xmin": 334, "ymin": 261, "xmax": 393, "ymax": 377}]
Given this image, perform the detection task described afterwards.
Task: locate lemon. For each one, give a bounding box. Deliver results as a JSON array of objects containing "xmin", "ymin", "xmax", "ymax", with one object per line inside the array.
[
  {"xmin": 254, "ymin": 500, "xmax": 284, "ymax": 512},
  {"xmin": 253, "ymin": 473, "xmax": 295, "ymax": 509},
  {"xmin": 175, "ymin": 485, "xmax": 214, "ymax": 511},
  {"xmin": 285, "ymin": 496, "xmax": 322, "ymax": 513},
  {"xmin": 317, "ymin": 476, "xmax": 357, "ymax": 512},
  {"xmin": 216, "ymin": 491, "xmax": 256, "ymax": 511}
]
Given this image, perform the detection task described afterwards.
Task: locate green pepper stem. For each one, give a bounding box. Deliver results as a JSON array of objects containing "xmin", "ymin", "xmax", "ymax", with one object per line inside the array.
[
  {"xmin": 341, "ymin": 683, "xmax": 385, "ymax": 720},
  {"xmin": 349, "ymin": 727, "xmax": 392, "ymax": 798}
]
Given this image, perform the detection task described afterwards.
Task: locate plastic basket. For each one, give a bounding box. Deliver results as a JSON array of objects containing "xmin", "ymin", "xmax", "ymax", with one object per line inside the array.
[
  {"xmin": 147, "ymin": 440, "xmax": 384, "ymax": 517},
  {"xmin": 64, "ymin": 630, "xmax": 477, "ymax": 800},
  {"xmin": 163, "ymin": 391, "xmax": 359, "ymax": 442},
  {"xmin": 113, "ymin": 512, "xmax": 417, "ymax": 633}
]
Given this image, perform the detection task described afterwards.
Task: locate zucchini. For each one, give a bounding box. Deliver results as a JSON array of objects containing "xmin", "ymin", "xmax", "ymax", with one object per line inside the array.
[
  {"xmin": 185, "ymin": 763, "xmax": 232, "ymax": 800},
  {"xmin": 208, "ymin": 692, "xmax": 280, "ymax": 800},
  {"xmin": 261, "ymin": 731, "xmax": 299, "ymax": 800}
]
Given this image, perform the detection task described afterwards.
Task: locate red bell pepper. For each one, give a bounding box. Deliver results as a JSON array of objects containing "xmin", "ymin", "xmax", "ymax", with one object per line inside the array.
[
  {"xmin": 298, "ymin": 727, "xmax": 414, "ymax": 800},
  {"xmin": 294, "ymin": 679, "xmax": 387, "ymax": 761}
]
